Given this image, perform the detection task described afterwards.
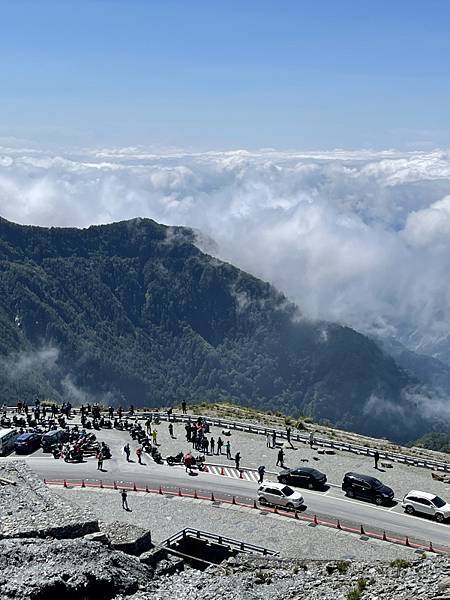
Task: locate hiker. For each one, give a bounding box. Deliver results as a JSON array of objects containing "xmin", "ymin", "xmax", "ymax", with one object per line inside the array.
[
  {"xmin": 97, "ymin": 450, "xmax": 104, "ymax": 471},
  {"xmin": 168, "ymin": 422, "xmax": 174, "ymax": 438},
  {"xmin": 276, "ymin": 448, "xmax": 284, "ymax": 468},
  {"xmin": 217, "ymin": 437, "xmax": 223, "ymax": 455},
  {"xmin": 226, "ymin": 440, "xmax": 231, "ymax": 460},
  {"xmin": 272, "ymin": 431, "xmax": 276, "ymax": 448},
  {"xmin": 123, "ymin": 443, "xmax": 131, "ymax": 462},
  {"xmin": 235, "ymin": 451, "xmax": 241, "ymax": 470},
  {"xmin": 136, "ymin": 446, "xmax": 143, "ymax": 465},
  {"xmin": 210, "ymin": 437, "xmax": 215, "ymax": 455},
  {"xmin": 374, "ymin": 450, "xmax": 380, "ymax": 469},
  {"xmin": 258, "ymin": 465, "xmax": 265, "ymax": 484},
  {"xmin": 121, "ymin": 489, "xmax": 129, "ymax": 510},
  {"xmin": 266, "ymin": 432, "xmax": 271, "ymax": 448},
  {"xmin": 182, "ymin": 400, "xmax": 187, "ymax": 414},
  {"xmin": 309, "ymin": 431, "xmax": 314, "ymax": 448}
]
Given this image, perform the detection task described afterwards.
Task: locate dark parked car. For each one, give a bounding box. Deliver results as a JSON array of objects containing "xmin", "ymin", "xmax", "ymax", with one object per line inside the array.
[
  {"xmin": 41, "ymin": 429, "xmax": 69, "ymax": 452},
  {"xmin": 278, "ymin": 467, "xmax": 327, "ymax": 489},
  {"xmin": 15, "ymin": 432, "xmax": 42, "ymax": 454},
  {"xmin": 342, "ymin": 472, "xmax": 394, "ymax": 505}
]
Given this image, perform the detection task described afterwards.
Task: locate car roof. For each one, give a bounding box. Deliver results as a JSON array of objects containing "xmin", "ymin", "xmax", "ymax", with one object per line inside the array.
[
  {"xmin": 261, "ymin": 482, "xmax": 287, "ymax": 489},
  {"xmin": 405, "ymin": 490, "xmax": 440, "ymax": 501},
  {"xmin": 292, "ymin": 467, "xmax": 322, "ymax": 475},
  {"xmin": 17, "ymin": 432, "xmax": 35, "ymax": 440},
  {"xmin": 345, "ymin": 472, "xmax": 380, "ymax": 484}
]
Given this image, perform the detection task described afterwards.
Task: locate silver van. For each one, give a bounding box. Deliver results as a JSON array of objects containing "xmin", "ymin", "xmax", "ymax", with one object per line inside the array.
[{"xmin": 0, "ymin": 428, "xmax": 18, "ymax": 456}]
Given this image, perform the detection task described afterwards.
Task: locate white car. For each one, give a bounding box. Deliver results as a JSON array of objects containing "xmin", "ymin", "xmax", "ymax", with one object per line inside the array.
[
  {"xmin": 402, "ymin": 490, "xmax": 450, "ymax": 522},
  {"xmin": 257, "ymin": 482, "xmax": 304, "ymax": 510}
]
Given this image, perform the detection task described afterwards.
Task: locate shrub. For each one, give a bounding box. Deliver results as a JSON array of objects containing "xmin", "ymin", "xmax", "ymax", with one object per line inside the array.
[
  {"xmin": 390, "ymin": 559, "xmax": 411, "ymax": 570},
  {"xmin": 336, "ymin": 560, "xmax": 350, "ymax": 574}
]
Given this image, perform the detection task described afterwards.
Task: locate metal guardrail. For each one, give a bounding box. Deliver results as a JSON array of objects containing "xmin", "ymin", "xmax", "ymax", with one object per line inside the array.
[
  {"xmin": 163, "ymin": 527, "xmax": 279, "ymax": 556},
  {"xmin": 136, "ymin": 410, "xmax": 450, "ymax": 473}
]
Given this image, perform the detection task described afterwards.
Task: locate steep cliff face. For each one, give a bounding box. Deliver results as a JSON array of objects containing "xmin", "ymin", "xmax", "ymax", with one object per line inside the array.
[{"xmin": 0, "ymin": 217, "xmax": 419, "ymax": 440}]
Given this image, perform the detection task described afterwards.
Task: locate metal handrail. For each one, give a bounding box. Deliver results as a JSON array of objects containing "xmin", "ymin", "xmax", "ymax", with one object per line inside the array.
[{"xmin": 162, "ymin": 527, "xmax": 279, "ymax": 556}]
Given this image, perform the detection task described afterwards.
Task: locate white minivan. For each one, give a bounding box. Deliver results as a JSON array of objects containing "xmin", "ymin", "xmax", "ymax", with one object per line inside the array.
[
  {"xmin": 257, "ymin": 482, "xmax": 304, "ymax": 510},
  {"xmin": 0, "ymin": 428, "xmax": 18, "ymax": 456}
]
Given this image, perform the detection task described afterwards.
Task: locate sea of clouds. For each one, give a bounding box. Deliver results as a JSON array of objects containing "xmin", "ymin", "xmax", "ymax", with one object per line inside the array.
[{"xmin": 1, "ymin": 143, "xmax": 450, "ymax": 361}]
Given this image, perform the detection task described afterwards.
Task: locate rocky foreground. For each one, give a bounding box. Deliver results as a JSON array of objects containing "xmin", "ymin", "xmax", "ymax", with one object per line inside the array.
[{"xmin": 126, "ymin": 555, "xmax": 450, "ymax": 600}]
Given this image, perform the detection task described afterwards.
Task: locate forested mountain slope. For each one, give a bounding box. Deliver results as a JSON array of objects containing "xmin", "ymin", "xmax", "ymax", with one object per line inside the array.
[{"xmin": 0, "ymin": 216, "xmax": 423, "ymax": 441}]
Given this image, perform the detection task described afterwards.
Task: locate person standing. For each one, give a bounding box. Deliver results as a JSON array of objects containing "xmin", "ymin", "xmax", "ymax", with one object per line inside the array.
[
  {"xmin": 182, "ymin": 401, "xmax": 187, "ymax": 414},
  {"xmin": 226, "ymin": 440, "xmax": 231, "ymax": 460},
  {"xmin": 97, "ymin": 450, "xmax": 104, "ymax": 471},
  {"xmin": 266, "ymin": 432, "xmax": 271, "ymax": 448},
  {"xmin": 374, "ymin": 450, "xmax": 380, "ymax": 469},
  {"xmin": 121, "ymin": 489, "xmax": 129, "ymax": 510},
  {"xmin": 167, "ymin": 407, "xmax": 173, "ymax": 421},
  {"xmin": 136, "ymin": 446, "xmax": 143, "ymax": 465},
  {"xmin": 152, "ymin": 429, "xmax": 158, "ymax": 446},
  {"xmin": 276, "ymin": 448, "xmax": 284, "ymax": 468},
  {"xmin": 168, "ymin": 423, "xmax": 174, "ymax": 438},
  {"xmin": 286, "ymin": 427, "xmax": 293, "ymax": 448},
  {"xmin": 123, "ymin": 443, "xmax": 131, "ymax": 462},
  {"xmin": 309, "ymin": 431, "xmax": 314, "ymax": 448},
  {"xmin": 210, "ymin": 437, "xmax": 215, "ymax": 455},
  {"xmin": 145, "ymin": 419, "xmax": 152, "ymax": 435},
  {"xmin": 217, "ymin": 437, "xmax": 223, "ymax": 455},
  {"xmin": 257, "ymin": 465, "xmax": 265, "ymax": 484},
  {"xmin": 272, "ymin": 431, "xmax": 276, "ymax": 448},
  {"xmin": 235, "ymin": 452, "xmax": 241, "ymax": 470}
]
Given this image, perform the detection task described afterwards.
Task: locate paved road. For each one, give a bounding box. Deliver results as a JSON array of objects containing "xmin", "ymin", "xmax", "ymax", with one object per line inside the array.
[{"xmin": 15, "ymin": 435, "xmax": 450, "ymax": 551}]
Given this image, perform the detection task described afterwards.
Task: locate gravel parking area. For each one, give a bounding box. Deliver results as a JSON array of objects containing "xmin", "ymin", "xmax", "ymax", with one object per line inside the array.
[
  {"xmin": 140, "ymin": 416, "xmax": 450, "ymax": 501},
  {"xmin": 53, "ymin": 487, "xmax": 419, "ymax": 561}
]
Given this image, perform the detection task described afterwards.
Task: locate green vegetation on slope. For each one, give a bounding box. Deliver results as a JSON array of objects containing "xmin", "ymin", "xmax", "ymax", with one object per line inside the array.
[{"xmin": 0, "ymin": 217, "xmax": 419, "ymax": 440}]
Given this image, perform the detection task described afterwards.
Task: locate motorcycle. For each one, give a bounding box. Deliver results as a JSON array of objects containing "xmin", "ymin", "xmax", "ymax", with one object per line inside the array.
[
  {"xmin": 166, "ymin": 451, "xmax": 184, "ymax": 466},
  {"xmin": 64, "ymin": 447, "xmax": 84, "ymax": 463}
]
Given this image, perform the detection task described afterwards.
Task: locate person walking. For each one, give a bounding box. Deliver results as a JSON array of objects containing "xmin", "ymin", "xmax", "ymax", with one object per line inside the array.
[
  {"xmin": 374, "ymin": 450, "xmax": 380, "ymax": 469},
  {"xmin": 168, "ymin": 423, "xmax": 174, "ymax": 438},
  {"xmin": 97, "ymin": 450, "xmax": 104, "ymax": 471},
  {"xmin": 257, "ymin": 465, "xmax": 265, "ymax": 484},
  {"xmin": 182, "ymin": 401, "xmax": 187, "ymax": 414},
  {"xmin": 136, "ymin": 446, "xmax": 143, "ymax": 465},
  {"xmin": 235, "ymin": 451, "xmax": 241, "ymax": 470},
  {"xmin": 276, "ymin": 448, "xmax": 284, "ymax": 468},
  {"xmin": 210, "ymin": 437, "xmax": 215, "ymax": 455},
  {"xmin": 123, "ymin": 443, "xmax": 131, "ymax": 462},
  {"xmin": 121, "ymin": 489, "xmax": 129, "ymax": 510},
  {"xmin": 217, "ymin": 437, "xmax": 223, "ymax": 455},
  {"xmin": 226, "ymin": 440, "xmax": 231, "ymax": 460},
  {"xmin": 266, "ymin": 432, "xmax": 271, "ymax": 448}
]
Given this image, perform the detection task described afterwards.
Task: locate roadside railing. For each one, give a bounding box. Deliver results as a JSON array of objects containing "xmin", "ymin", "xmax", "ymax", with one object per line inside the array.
[{"xmin": 163, "ymin": 527, "xmax": 279, "ymax": 556}]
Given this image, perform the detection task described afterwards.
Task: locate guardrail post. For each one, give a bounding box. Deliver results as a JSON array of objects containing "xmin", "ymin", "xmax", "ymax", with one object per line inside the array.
[{"xmin": 429, "ymin": 541, "xmax": 433, "ymax": 552}]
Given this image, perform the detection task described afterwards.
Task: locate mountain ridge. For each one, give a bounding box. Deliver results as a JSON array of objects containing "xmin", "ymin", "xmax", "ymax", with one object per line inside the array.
[{"xmin": 0, "ymin": 216, "xmax": 430, "ymax": 441}]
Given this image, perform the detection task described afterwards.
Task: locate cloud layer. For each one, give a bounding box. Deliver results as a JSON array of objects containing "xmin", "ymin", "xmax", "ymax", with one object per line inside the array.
[{"xmin": 1, "ymin": 144, "xmax": 450, "ymax": 361}]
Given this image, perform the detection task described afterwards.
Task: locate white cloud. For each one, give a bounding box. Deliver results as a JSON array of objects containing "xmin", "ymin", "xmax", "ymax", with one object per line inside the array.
[{"xmin": 1, "ymin": 144, "xmax": 450, "ymax": 361}]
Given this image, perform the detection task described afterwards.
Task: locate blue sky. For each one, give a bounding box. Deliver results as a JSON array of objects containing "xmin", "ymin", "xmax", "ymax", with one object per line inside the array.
[{"xmin": 0, "ymin": 0, "xmax": 449, "ymax": 149}]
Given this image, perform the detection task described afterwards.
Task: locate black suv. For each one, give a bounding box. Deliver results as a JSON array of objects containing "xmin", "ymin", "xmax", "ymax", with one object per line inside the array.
[
  {"xmin": 278, "ymin": 467, "xmax": 327, "ymax": 490},
  {"xmin": 342, "ymin": 472, "xmax": 394, "ymax": 505}
]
